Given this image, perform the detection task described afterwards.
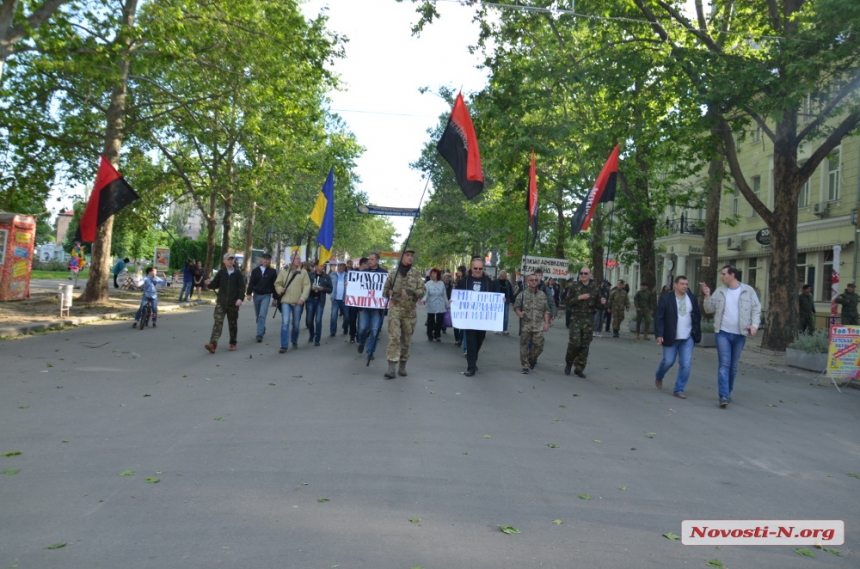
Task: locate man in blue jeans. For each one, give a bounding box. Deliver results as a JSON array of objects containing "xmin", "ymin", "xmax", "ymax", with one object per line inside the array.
[
  {"xmin": 245, "ymin": 253, "xmax": 278, "ymax": 342},
  {"xmin": 357, "ymin": 252, "xmax": 388, "ymax": 357},
  {"xmin": 179, "ymin": 259, "xmax": 196, "ymax": 301},
  {"xmin": 274, "ymin": 255, "xmax": 311, "ymax": 354},
  {"xmin": 329, "ymin": 262, "xmax": 349, "ymax": 337},
  {"xmin": 305, "ymin": 261, "xmax": 332, "ymax": 346},
  {"xmin": 654, "ymin": 276, "xmax": 701, "ymax": 399},
  {"xmin": 702, "ymin": 265, "xmax": 762, "ymax": 408}
]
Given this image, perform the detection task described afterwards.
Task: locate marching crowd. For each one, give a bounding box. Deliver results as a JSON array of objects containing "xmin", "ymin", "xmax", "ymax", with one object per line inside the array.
[{"xmin": 130, "ymin": 248, "xmax": 771, "ymax": 408}]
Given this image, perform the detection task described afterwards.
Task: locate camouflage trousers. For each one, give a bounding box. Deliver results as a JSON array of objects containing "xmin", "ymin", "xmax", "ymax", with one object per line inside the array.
[
  {"xmin": 210, "ymin": 304, "xmax": 239, "ymax": 347},
  {"xmin": 799, "ymin": 315, "xmax": 815, "ymax": 333},
  {"xmin": 566, "ymin": 315, "xmax": 594, "ymax": 372},
  {"xmin": 611, "ymin": 309, "xmax": 626, "ymax": 333},
  {"xmin": 520, "ymin": 330, "xmax": 545, "ymax": 367},
  {"xmin": 635, "ymin": 311, "xmax": 652, "ymax": 334},
  {"xmin": 386, "ymin": 314, "xmax": 417, "ymax": 362}
]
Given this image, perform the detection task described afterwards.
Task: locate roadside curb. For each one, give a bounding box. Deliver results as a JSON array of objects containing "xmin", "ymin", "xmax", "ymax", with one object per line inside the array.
[{"xmin": 0, "ymin": 300, "xmax": 213, "ymax": 339}]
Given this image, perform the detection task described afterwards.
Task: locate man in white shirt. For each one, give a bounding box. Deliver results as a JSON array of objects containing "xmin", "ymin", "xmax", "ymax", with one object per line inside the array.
[
  {"xmin": 702, "ymin": 265, "xmax": 762, "ymax": 408},
  {"xmin": 654, "ymin": 276, "xmax": 702, "ymax": 399},
  {"xmin": 329, "ymin": 262, "xmax": 349, "ymax": 337}
]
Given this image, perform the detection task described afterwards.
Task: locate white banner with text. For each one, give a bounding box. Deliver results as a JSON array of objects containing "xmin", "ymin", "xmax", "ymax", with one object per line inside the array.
[
  {"xmin": 450, "ymin": 289, "xmax": 505, "ymax": 332},
  {"xmin": 345, "ymin": 271, "xmax": 389, "ymax": 309},
  {"xmin": 522, "ymin": 255, "xmax": 571, "ymax": 279}
]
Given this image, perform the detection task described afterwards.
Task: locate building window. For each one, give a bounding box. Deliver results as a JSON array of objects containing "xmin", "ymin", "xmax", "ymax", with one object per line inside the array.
[
  {"xmin": 798, "ymin": 161, "xmax": 810, "ymax": 207},
  {"xmin": 731, "ymin": 184, "xmax": 739, "ymax": 216},
  {"xmin": 736, "ymin": 131, "xmax": 743, "ymax": 150},
  {"xmin": 828, "ymin": 149, "xmax": 840, "ymax": 201},
  {"xmin": 751, "ymin": 176, "xmax": 761, "ymax": 217},
  {"xmin": 752, "ymin": 126, "xmax": 762, "ymax": 142},
  {"xmin": 0, "ymin": 229, "xmax": 7, "ymax": 265},
  {"xmin": 748, "ymin": 257, "xmax": 759, "ymax": 293},
  {"xmin": 797, "ymin": 253, "xmax": 815, "ymax": 290},
  {"xmin": 821, "ymin": 251, "xmax": 834, "ymax": 301}
]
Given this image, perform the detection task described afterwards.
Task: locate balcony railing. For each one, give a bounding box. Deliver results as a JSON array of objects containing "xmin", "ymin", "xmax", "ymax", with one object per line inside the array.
[{"xmin": 665, "ymin": 215, "xmax": 705, "ymax": 236}]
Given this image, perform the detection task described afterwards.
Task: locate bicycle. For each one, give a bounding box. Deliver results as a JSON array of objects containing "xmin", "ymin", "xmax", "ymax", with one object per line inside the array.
[{"xmin": 139, "ymin": 298, "xmax": 153, "ymax": 330}]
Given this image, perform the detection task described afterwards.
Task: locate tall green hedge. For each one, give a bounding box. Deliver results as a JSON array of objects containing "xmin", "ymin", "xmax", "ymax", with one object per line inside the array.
[{"xmin": 169, "ymin": 237, "xmax": 220, "ymax": 271}]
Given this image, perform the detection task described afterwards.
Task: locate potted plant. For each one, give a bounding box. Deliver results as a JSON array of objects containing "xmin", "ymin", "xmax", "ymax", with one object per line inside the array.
[{"xmin": 786, "ymin": 330, "xmax": 829, "ymax": 372}]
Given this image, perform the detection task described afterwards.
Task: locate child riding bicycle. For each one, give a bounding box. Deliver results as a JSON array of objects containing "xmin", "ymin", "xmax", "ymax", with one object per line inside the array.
[{"xmin": 133, "ymin": 266, "xmax": 166, "ymax": 328}]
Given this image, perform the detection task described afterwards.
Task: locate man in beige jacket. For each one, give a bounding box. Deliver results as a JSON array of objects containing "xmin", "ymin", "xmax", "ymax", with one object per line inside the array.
[{"xmin": 274, "ymin": 255, "xmax": 311, "ymax": 354}]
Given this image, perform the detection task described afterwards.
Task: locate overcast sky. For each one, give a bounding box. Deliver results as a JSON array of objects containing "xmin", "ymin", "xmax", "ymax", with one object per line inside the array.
[{"xmin": 302, "ymin": 0, "xmax": 489, "ymax": 244}]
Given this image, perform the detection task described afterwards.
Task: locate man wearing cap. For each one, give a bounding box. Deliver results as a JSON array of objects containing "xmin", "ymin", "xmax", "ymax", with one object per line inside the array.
[
  {"xmin": 835, "ymin": 283, "xmax": 859, "ymax": 325},
  {"xmin": 564, "ymin": 266, "xmax": 604, "ymax": 377},
  {"xmin": 204, "ymin": 253, "xmax": 246, "ymax": 353},
  {"xmin": 382, "ymin": 248, "xmax": 426, "ymax": 379},
  {"xmin": 633, "ymin": 282, "xmax": 654, "ymax": 340},
  {"xmin": 246, "ymin": 253, "xmax": 278, "ymax": 342}
]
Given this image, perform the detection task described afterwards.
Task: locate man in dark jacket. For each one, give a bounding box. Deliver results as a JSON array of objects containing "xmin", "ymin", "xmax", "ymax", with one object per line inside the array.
[
  {"xmin": 654, "ymin": 275, "xmax": 702, "ymax": 399},
  {"xmin": 245, "ymin": 253, "xmax": 278, "ymax": 342},
  {"xmin": 494, "ymin": 270, "xmax": 515, "ymax": 335},
  {"xmin": 456, "ymin": 256, "xmax": 497, "ymax": 376},
  {"xmin": 305, "ymin": 260, "xmax": 333, "ymax": 346},
  {"xmin": 179, "ymin": 259, "xmax": 196, "ymax": 302},
  {"xmin": 204, "ymin": 253, "xmax": 246, "ymax": 353}
]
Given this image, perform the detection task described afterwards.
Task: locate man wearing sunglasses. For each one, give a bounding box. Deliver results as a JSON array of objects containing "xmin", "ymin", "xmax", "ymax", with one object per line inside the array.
[
  {"xmin": 455, "ymin": 256, "xmax": 497, "ymax": 376},
  {"xmin": 514, "ymin": 271, "xmax": 551, "ymax": 374},
  {"xmin": 563, "ymin": 267, "xmax": 605, "ymax": 377}
]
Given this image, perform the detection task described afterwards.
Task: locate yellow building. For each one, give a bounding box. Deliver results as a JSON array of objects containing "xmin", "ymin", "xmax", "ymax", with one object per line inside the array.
[{"xmin": 610, "ymin": 130, "xmax": 859, "ymax": 321}]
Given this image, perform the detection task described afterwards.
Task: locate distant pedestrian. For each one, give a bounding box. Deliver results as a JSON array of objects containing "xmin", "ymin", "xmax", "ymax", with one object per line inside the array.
[
  {"xmin": 514, "ymin": 271, "xmax": 551, "ymax": 374},
  {"xmin": 245, "ymin": 253, "xmax": 277, "ymax": 343},
  {"xmin": 329, "ymin": 262, "xmax": 349, "ymax": 337},
  {"xmin": 274, "ymin": 255, "xmax": 311, "ymax": 353},
  {"xmin": 452, "ymin": 266, "xmax": 467, "ymax": 347},
  {"xmin": 422, "ymin": 268, "xmax": 448, "ymax": 341},
  {"xmin": 563, "ymin": 267, "xmax": 604, "ymax": 377},
  {"xmin": 132, "ymin": 266, "xmax": 165, "ymax": 328},
  {"xmin": 608, "ymin": 280, "xmax": 630, "ymax": 338},
  {"xmin": 382, "ymin": 248, "xmax": 426, "ymax": 378},
  {"xmin": 305, "ymin": 261, "xmax": 333, "ymax": 346},
  {"xmin": 203, "ymin": 253, "xmax": 246, "ymax": 353},
  {"xmin": 702, "ymin": 265, "xmax": 762, "ymax": 408},
  {"xmin": 634, "ymin": 283, "xmax": 654, "ymax": 340},
  {"xmin": 193, "ymin": 260, "xmax": 204, "ymax": 301},
  {"xmin": 592, "ymin": 280, "xmax": 610, "ymax": 336},
  {"xmin": 834, "ymin": 283, "xmax": 859, "ymax": 325},
  {"xmin": 798, "ymin": 284, "xmax": 816, "ymax": 333},
  {"xmin": 347, "ymin": 257, "xmax": 368, "ymax": 343},
  {"xmin": 494, "ymin": 270, "xmax": 515, "ymax": 335},
  {"xmin": 456, "ymin": 256, "xmax": 496, "ymax": 376},
  {"xmin": 441, "ymin": 272, "xmax": 453, "ymax": 335},
  {"xmin": 112, "ymin": 257, "xmax": 130, "ymax": 288},
  {"xmin": 654, "ymin": 276, "xmax": 702, "ymax": 399}
]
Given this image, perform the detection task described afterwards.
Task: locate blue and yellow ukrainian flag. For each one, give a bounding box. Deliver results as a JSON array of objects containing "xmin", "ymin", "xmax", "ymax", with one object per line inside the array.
[{"xmin": 309, "ymin": 167, "xmax": 334, "ymax": 265}]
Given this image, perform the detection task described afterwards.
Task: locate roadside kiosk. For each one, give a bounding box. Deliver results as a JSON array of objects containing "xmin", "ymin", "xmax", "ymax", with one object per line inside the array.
[{"xmin": 0, "ymin": 213, "xmax": 36, "ymax": 301}]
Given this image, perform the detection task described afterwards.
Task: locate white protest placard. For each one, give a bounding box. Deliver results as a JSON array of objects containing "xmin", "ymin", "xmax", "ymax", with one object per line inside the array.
[
  {"xmin": 450, "ymin": 289, "xmax": 505, "ymax": 332},
  {"xmin": 522, "ymin": 255, "xmax": 571, "ymax": 279},
  {"xmin": 345, "ymin": 270, "xmax": 389, "ymax": 309}
]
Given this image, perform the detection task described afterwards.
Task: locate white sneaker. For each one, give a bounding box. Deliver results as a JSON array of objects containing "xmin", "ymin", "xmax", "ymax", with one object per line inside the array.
[{"xmin": 595, "ymin": 332, "xmax": 602, "ymax": 337}]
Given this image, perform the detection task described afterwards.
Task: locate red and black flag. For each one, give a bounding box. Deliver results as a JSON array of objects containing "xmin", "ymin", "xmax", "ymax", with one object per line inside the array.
[
  {"xmin": 570, "ymin": 143, "xmax": 619, "ymax": 236},
  {"xmin": 436, "ymin": 92, "xmax": 484, "ymax": 200},
  {"xmin": 527, "ymin": 150, "xmax": 539, "ymax": 248},
  {"xmin": 74, "ymin": 155, "xmax": 140, "ymax": 243}
]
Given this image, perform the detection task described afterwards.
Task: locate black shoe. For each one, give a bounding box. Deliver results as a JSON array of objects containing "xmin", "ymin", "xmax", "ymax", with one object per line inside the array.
[
  {"xmin": 308, "ymin": 336, "xmax": 313, "ymax": 343},
  {"xmin": 342, "ymin": 330, "xmax": 348, "ymax": 335},
  {"xmin": 575, "ymin": 370, "xmax": 586, "ymax": 378},
  {"xmin": 349, "ymin": 338, "xmax": 356, "ymax": 344},
  {"xmin": 357, "ymin": 343, "xmax": 365, "ymax": 354},
  {"xmin": 464, "ymin": 369, "xmax": 476, "ymax": 377},
  {"xmin": 152, "ymin": 322, "xmax": 157, "ymax": 328},
  {"xmin": 279, "ymin": 347, "xmax": 287, "ymax": 354},
  {"xmin": 256, "ymin": 336, "xmax": 263, "ymax": 343},
  {"xmin": 613, "ymin": 332, "xmax": 619, "ymax": 338},
  {"xmin": 528, "ymin": 360, "xmax": 536, "ymax": 370},
  {"xmin": 521, "ymin": 367, "xmax": 530, "ymax": 374},
  {"xmin": 564, "ymin": 365, "xmax": 571, "ymax": 376},
  {"xmin": 292, "ymin": 343, "xmax": 298, "ymax": 349},
  {"xmin": 435, "ymin": 338, "xmax": 441, "ymax": 342},
  {"xmin": 314, "ymin": 342, "xmax": 320, "ymax": 346},
  {"xmin": 330, "ymin": 333, "xmax": 336, "ymax": 337},
  {"xmin": 720, "ymin": 398, "xmax": 729, "ymax": 408},
  {"xmin": 132, "ymin": 322, "xmax": 137, "ymax": 328}
]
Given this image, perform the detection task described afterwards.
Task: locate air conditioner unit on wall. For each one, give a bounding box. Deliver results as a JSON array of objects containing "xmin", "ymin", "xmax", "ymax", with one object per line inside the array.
[
  {"xmin": 726, "ymin": 237, "xmax": 742, "ymax": 251},
  {"xmin": 813, "ymin": 202, "xmax": 829, "ymax": 217}
]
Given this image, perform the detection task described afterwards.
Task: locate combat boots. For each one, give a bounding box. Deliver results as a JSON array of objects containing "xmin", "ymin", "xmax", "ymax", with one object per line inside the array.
[
  {"xmin": 398, "ymin": 361, "xmax": 408, "ymax": 376},
  {"xmin": 384, "ymin": 361, "xmax": 397, "ymax": 379}
]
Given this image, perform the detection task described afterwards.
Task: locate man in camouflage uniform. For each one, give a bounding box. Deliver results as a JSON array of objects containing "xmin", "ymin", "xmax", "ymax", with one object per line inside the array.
[
  {"xmin": 514, "ymin": 271, "xmax": 551, "ymax": 374},
  {"xmin": 835, "ymin": 283, "xmax": 859, "ymax": 325},
  {"xmin": 608, "ymin": 280, "xmax": 630, "ymax": 338},
  {"xmin": 564, "ymin": 266, "xmax": 604, "ymax": 377},
  {"xmin": 798, "ymin": 284, "xmax": 816, "ymax": 333},
  {"xmin": 633, "ymin": 283, "xmax": 654, "ymax": 340},
  {"xmin": 204, "ymin": 253, "xmax": 246, "ymax": 354},
  {"xmin": 382, "ymin": 248, "xmax": 426, "ymax": 379}
]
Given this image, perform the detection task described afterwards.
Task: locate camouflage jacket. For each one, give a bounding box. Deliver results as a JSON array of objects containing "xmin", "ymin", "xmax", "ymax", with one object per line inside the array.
[
  {"xmin": 383, "ymin": 265, "xmax": 426, "ymax": 317},
  {"xmin": 564, "ymin": 280, "xmax": 601, "ymax": 315},
  {"xmin": 634, "ymin": 289, "xmax": 654, "ymax": 312},
  {"xmin": 514, "ymin": 288, "xmax": 550, "ymax": 333},
  {"xmin": 609, "ymin": 289, "xmax": 630, "ymax": 312}
]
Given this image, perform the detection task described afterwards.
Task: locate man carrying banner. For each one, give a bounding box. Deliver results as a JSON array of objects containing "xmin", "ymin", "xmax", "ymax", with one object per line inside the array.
[
  {"xmin": 514, "ymin": 271, "xmax": 551, "ymax": 374},
  {"xmin": 357, "ymin": 252, "xmax": 389, "ymax": 357},
  {"xmin": 382, "ymin": 248, "xmax": 425, "ymax": 379},
  {"xmin": 456, "ymin": 256, "xmax": 497, "ymax": 376},
  {"xmin": 564, "ymin": 266, "xmax": 605, "ymax": 377}
]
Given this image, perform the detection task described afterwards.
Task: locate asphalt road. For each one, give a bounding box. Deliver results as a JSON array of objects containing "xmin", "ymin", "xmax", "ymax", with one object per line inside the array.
[{"xmin": 1, "ymin": 302, "xmax": 857, "ymax": 569}]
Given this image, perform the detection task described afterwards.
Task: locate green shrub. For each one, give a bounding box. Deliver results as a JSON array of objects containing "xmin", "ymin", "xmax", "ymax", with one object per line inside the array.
[
  {"xmin": 788, "ymin": 329, "xmax": 829, "ymax": 354},
  {"xmin": 700, "ymin": 319, "xmax": 715, "ymax": 333}
]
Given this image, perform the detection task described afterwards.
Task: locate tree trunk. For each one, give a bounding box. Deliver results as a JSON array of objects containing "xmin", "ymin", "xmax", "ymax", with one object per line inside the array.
[
  {"xmin": 203, "ymin": 192, "xmax": 217, "ymax": 276},
  {"xmin": 79, "ymin": 0, "xmax": 138, "ymax": 304},
  {"xmin": 701, "ymin": 157, "xmax": 723, "ymax": 298},
  {"xmin": 220, "ymin": 191, "xmax": 233, "ymax": 262},
  {"xmin": 242, "ymin": 201, "xmax": 256, "ymax": 276}
]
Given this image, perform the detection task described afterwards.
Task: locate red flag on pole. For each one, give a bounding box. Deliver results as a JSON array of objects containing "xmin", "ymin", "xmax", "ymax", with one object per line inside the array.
[
  {"xmin": 527, "ymin": 150, "xmax": 538, "ymax": 247},
  {"xmin": 570, "ymin": 144, "xmax": 619, "ymax": 236},
  {"xmin": 436, "ymin": 93, "xmax": 484, "ymax": 200},
  {"xmin": 75, "ymin": 155, "xmax": 140, "ymax": 243}
]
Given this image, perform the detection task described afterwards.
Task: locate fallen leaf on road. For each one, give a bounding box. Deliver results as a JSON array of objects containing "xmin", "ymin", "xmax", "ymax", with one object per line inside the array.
[
  {"xmin": 119, "ymin": 470, "xmax": 135, "ymax": 476},
  {"xmin": 663, "ymin": 532, "xmax": 679, "ymax": 540},
  {"xmin": 552, "ymin": 519, "xmax": 563, "ymax": 525},
  {"xmin": 45, "ymin": 543, "xmax": 66, "ymax": 550},
  {"xmin": 499, "ymin": 525, "xmax": 520, "ymax": 534}
]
